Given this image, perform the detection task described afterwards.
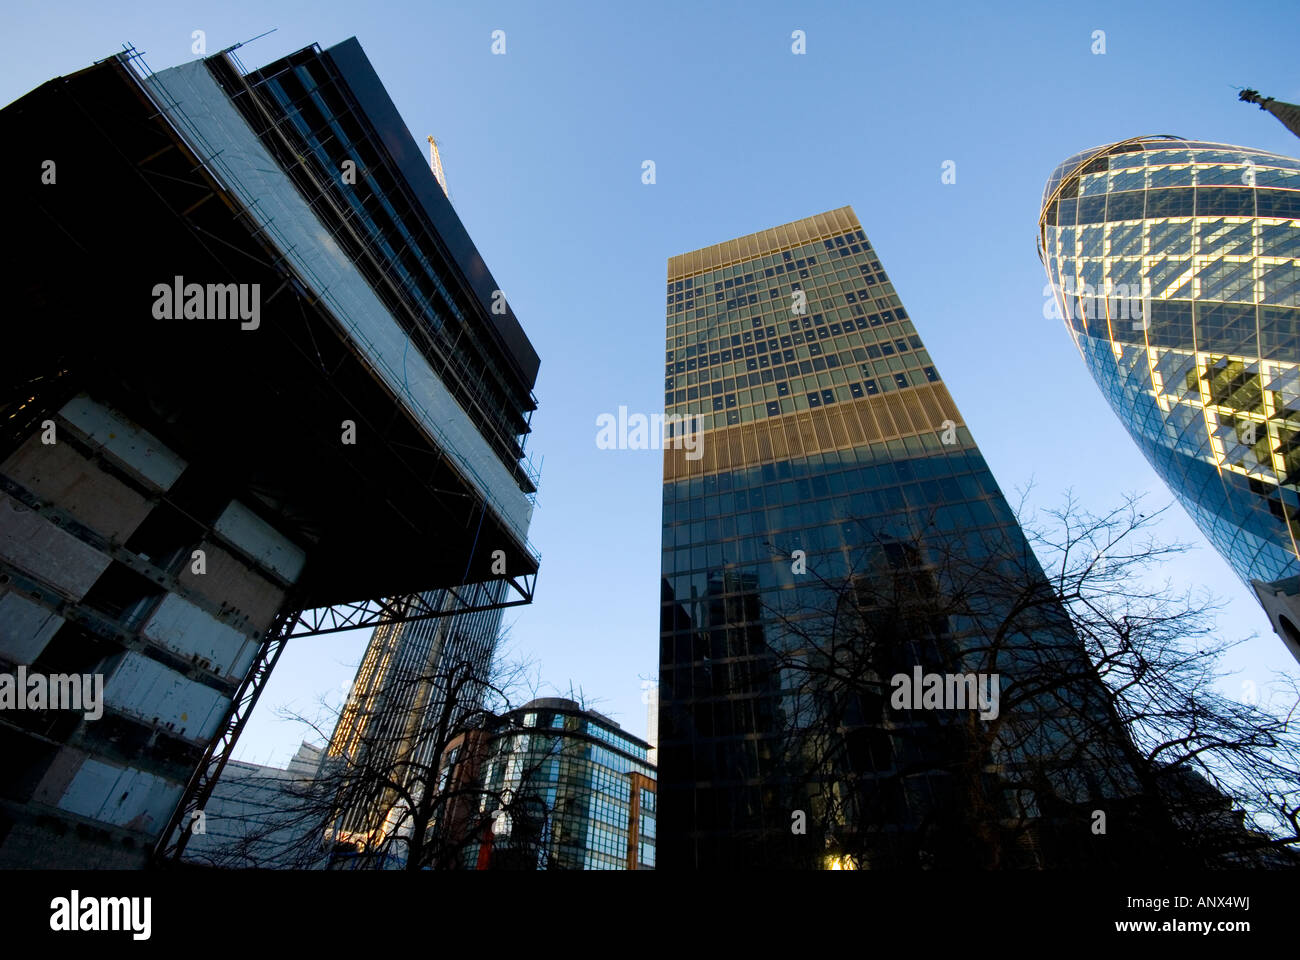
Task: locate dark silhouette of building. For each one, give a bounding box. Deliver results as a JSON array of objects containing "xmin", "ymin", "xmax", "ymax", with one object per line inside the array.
[{"xmin": 0, "ymin": 38, "xmax": 538, "ymax": 867}]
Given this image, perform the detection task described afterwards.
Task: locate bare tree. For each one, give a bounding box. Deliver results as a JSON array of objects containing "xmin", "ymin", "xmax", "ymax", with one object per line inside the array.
[
  {"xmin": 314, "ymin": 645, "xmax": 541, "ymax": 871},
  {"xmin": 759, "ymin": 490, "xmax": 1300, "ymax": 869},
  {"xmin": 1020, "ymin": 492, "xmax": 1300, "ymax": 867},
  {"xmin": 184, "ymin": 622, "xmax": 564, "ymax": 870},
  {"xmin": 184, "ymin": 629, "xmax": 622, "ymax": 871}
]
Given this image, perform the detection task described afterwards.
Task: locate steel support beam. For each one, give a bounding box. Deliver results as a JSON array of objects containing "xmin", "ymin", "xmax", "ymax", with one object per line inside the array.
[
  {"xmin": 150, "ymin": 573, "xmax": 536, "ymax": 866},
  {"xmin": 281, "ymin": 574, "xmax": 536, "ymax": 639}
]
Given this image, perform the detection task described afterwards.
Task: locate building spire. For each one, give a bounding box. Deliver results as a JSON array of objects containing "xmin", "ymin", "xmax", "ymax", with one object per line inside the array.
[
  {"xmin": 1239, "ymin": 89, "xmax": 1300, "ymax": 140},
  {"xmin": 426, "ymin": 135, "xmax": 448, "ymax": 196}
]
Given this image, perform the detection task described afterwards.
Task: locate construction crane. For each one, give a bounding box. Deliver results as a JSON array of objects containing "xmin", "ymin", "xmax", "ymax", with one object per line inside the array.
[{"xmin": 426, "ymin": 135, "xmax": 448, "ymax": 197}]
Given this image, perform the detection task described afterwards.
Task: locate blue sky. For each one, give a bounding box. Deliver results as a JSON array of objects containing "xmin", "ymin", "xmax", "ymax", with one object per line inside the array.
[{"xmin": 6, "ymin": 0, "xmax": 1298, "ymax": 765}]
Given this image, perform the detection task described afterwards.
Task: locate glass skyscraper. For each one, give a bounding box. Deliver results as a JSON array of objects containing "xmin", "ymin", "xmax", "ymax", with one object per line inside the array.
[
  {"xmin": 658, "ymin": 208, "xmax": 1139, "ymax": 869},
  {"xmin": 467, "ymin": 698, "xmax": 656, "ymax": 870},
  {"xmin": 1038, "ymin": 137, "xmax": 1300, "ymax": 661}
]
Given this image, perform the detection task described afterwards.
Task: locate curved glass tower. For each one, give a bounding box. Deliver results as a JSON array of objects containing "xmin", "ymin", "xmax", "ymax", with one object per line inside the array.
[{"xmin": 1038, "ymin": 136, "xmax": 1300, "ymax": 660}]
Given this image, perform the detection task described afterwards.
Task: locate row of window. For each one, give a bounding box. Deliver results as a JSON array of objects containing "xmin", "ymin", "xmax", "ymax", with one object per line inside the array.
[
  {"xmin": 668, "ymin": 289, "xmax": 905, "ymax": 341},
  {"xmin": 667, "ymin": 316, "xmax": 919, "ymax": 404},
  {"xmin": 518, "ymin": 710, "xmax": 650, "ymax": 759},
  {"xmin": 669, "ymin": 230, "xmax": 870, "ymax": 294},
  {"xmin": 1075, "ymin": 163, "xmax": 1299, "ymax": 196},
  {"xmin": 669, "ymin": 330, "xmax": 924, "ymax": 390},
  {"xmin": 1102, "ymin": 147, "xmax": 1300, "ymax": 170},
  {"xmin": 1049, "ymin": 219, "xmax": 1300, "ymax": 262},
  {"xmin": 669, "ymin": 232, "xmax": 880, "ymax": 318},
  {"xmin": 671, "ymin": 264, "xmax": 892, "ymax": 317},
  {"xmin": 669, "ymin": 278, "xmax": 901, "ymax": 335},
  {"xmin": 667, "ymin": 312, "xmax": 912, "ymax": 379},
  {"xmin": 668, "ymin": 311, "xmax": 915, "ymax": 364},
  {"xmin": 669, "ymin": 259, "xmax": 891, "ymax": 313},
  {"xmin": 670, "ymin": 334, "xmax": 924, "ymax": 381},
  {"xmin": 1046, "ymin": 186, "xmax": 1300, "ymax": 226},
  {"xmin": 665, "ymin": 358, "xmax": 937, "ymax": 425},
  {"xmin": 1043, "ymin": 143, "xmax": 1300, "ymax": 209}
]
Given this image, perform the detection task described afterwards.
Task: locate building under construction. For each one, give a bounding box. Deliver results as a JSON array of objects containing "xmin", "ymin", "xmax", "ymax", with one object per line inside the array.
[{"xmin": 0, "ymin": 38, "xmax": 540, "ymax": 867}]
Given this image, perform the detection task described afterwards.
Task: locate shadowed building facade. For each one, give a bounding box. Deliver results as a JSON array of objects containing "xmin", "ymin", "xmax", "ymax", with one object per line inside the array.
[
  {"xmin": 658, "ymin": 208, "xmax": 1144, "ymax": 869},
  {"xmin": 1038, "ymin": 137, "xmax": 1300, "ymax": 662}
]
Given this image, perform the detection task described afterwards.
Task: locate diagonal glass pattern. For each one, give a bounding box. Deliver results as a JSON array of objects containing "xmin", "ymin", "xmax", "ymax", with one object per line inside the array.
[{"xmin": 1039, "ymin": 136, "xmax": 1300, "ymax": 598}]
